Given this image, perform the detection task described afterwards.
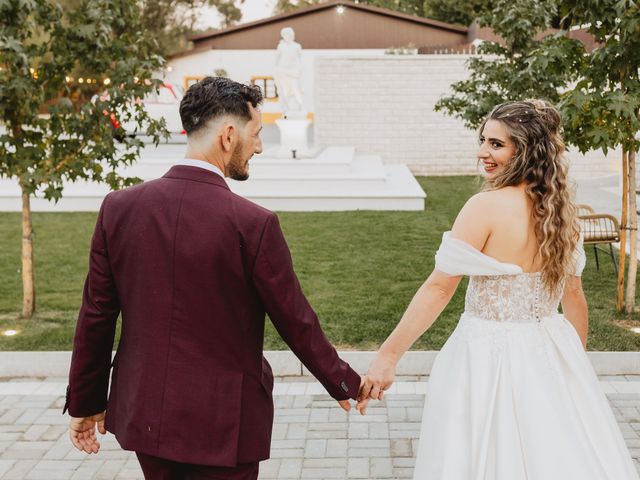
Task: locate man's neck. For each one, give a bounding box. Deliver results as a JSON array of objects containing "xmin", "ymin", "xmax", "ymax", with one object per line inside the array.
[{"xmin": 184, "ymin": 147, "xmax": 226, "ymax": 175}]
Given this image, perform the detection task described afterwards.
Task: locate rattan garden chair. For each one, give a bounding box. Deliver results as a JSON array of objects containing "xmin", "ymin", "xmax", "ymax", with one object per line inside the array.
[
  {"xmin": 577, "ymin": 204, "xmax": 620, "ymax": 275},
  {"xmin": 577, "ymin": 204, "xmax": 595, "ymax": 217}
]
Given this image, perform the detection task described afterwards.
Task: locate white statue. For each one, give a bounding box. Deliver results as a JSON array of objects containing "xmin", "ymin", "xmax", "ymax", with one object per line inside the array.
[{"xmin": 274, "ymin": 27, "xmax": 304, "ymax": 115}]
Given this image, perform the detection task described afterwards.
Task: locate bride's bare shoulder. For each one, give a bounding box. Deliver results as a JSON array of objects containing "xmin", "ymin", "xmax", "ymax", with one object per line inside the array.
[
  {"xmin": 477, "ymin": 186, "xmax": 528, "ymax": 211},
  {"xmin": 452, "ymin": 187, "xmax": 526, "ymax": 249},
  {"xmin": 459, "ymin": 189, "xmax": 506, "ymax": 213},
  {"xmin": 450, "ymin": 192, "xmax": 496, "ymax": 250}
]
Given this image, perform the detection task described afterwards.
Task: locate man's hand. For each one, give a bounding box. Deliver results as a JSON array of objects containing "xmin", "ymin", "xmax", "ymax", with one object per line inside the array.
[
  {"xmin": 337, "ymin": 376, "xmax": 367, "ymax": 413},
  {"xmin": 356, "ymin": 354, "xmax": 397, "ymax": 415},
  {"xmin": 69, "ymin": 412, "xmax": 106, "ymax": 454},
  {"xmin": 337, "ymin": 399, "xmax": 352, "ymax": 412}
]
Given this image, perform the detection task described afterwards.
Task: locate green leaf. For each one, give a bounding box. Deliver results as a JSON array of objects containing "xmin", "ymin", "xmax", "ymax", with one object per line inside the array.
[
  {"xmin": 1, "ymin": 0, "xmax": 167, "ymax": 195},
  {"xmin": 437, "ymin": 0, "xmax": 640, "ymax": 155}
]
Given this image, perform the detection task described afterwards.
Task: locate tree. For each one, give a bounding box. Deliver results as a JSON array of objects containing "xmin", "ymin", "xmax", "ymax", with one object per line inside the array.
[
  {"xmin": 0, "ymin": 0, "xmax": 167, "ymax": 318},
  {"xmin": 58, "ymin": 0, "xmax": 244, "ymax": 58},
  {"xmin": 213, "ymin": 0, "xmax": 243, "ymax": 27},
  {"xmin": 559, "ymin": 0, "xmax": 640, "ymax": 313},
  {"xmin": 423, "ymin": 0, "xmax": 493, "ymax": 25},
  {"xmin": 273, "ymin": 0, "xmax": 491, "ymax": 25},
  {"xmin": 274, "ymin": 0, "xmax": 324, "ymax": 14},
  {"xmin": 138, "ymin": 0, "xmax": 244, "ymax": 56},
  {"xmin": 361, "ymin": 0, "xmax": 425, "ymax": 17},
  {"xmin": 436, "ymin": 0, "xmax": 640, "ymax": 313},
  {"xmin": 436, "ymin": 0, "xmax": 585, "ymax": 125},
  {"xmin": 275, "ymin": 0, "xmax": 425, "ymax": 17}
]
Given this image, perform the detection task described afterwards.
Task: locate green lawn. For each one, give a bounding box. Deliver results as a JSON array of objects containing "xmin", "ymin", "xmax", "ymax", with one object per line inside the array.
[{"xmin": 1, "ymin": 176, "xmax": 639, "ymax": 351}]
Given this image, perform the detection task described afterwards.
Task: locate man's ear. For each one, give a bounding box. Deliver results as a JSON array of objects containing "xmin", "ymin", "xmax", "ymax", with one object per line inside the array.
[{"xmin": 220, "ymin": 123, "xmax": 237, "ymax": 153}]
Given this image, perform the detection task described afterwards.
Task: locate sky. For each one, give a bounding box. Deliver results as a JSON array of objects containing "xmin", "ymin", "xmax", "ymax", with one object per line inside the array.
[{"xmin": 198, "ymin": 0, "xmax": 278, "ymax": 30}]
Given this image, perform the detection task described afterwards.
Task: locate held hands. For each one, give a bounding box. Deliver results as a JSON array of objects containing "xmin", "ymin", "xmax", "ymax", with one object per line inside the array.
[
  {"xmin": 69, "ymin": 411, "xmax": 106, "ymax": 454},
  {"xmin": 337, "ymin": 376, "xmax": 367, "ymax": 413},
  {"xmin": 356, "ymin": 353, "xmax": 397, "ymax": 415}
]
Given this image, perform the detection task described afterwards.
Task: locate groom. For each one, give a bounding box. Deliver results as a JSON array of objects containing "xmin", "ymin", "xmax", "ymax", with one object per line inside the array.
[{"xmin": 65, "ymin": 77, "xmax": 362, "ymax": 479}]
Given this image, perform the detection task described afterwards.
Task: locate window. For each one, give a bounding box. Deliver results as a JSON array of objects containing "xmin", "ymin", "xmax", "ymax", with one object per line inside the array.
[
  {"xmin": 251, "ymin": 76, "xmax": 278, "ymax": 101},
  {"xmin": 184, "ymin": 76, "xmax": 204, "ymax": 91}
]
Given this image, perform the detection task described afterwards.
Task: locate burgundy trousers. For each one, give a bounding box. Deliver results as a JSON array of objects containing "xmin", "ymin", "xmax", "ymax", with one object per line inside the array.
[{"xmin": 136, "ymin": 452, "xmax": 259, "ymax": 480}]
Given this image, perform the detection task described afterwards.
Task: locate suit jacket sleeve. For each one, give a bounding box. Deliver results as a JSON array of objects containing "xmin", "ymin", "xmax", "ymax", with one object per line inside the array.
[
  {"xmin": 252, "ymin": 213, "xmax": 360, "ymax": 401},
  {"xmin": 65, "ymin": 197, "xmax": 120, "ymax": 416}
]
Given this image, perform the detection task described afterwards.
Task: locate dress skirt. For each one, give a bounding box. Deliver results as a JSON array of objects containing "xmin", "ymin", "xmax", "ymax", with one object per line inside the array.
[{"xmin": 412, "ymin": 313, "xmax": 639, "ymax": 480}]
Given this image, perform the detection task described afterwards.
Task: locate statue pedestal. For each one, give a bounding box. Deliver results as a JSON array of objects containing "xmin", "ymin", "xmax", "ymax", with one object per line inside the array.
[{"xmin": 274, "ymin": 117, "xmax": 313, "ymax": 159}]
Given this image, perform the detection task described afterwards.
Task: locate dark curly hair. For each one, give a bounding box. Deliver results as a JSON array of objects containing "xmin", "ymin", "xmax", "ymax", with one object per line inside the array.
[{"xmin": 179, "ymin": 77, "xmax": 263, "ymax": 135}]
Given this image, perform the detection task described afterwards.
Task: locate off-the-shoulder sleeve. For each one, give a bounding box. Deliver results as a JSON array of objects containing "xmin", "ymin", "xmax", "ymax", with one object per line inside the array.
[
  {"xmin": 434, "ymin": 232, "xmax": 523, "ymax": 277},
  {"xmin": 571, "ymin": 232, "xmax": 587, "ymax": 276}
]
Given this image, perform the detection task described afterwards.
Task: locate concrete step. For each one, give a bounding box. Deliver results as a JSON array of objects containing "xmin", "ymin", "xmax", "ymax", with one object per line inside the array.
[
  {"xmin": 0, "ymin": 164, "xmax": 425, "ymax": 212},
  {"xmin": 248, "ymin": 146, "xmax": 355, "ymax": 175},
  {"xmin": 0, "ymin": 144, "xmax": 426, "ymax": 212},
  {"xmin": 229, "ymin": 165, "xmax": 426, "ymax": 211},
  {"xmin": 2, "ymin": 350, "xmax": 640, "ymax": 377},
  {"xmin": 123, "ymin": 153, "xmax": 387, "ymax": 183},
  {"xmin": 314, "ymin": 146, "xmax": 355, "ymax": 162},
  {"xmin": 0, "ymin": 178, "xmax": 107, "ymax": 211},
  {"xmin": 228, "ymin": 155, "xmax": 388, "ymax": 191},
  {"xmin": 123, "ymin": 146, "xmax": 358, "ymax": 178}
]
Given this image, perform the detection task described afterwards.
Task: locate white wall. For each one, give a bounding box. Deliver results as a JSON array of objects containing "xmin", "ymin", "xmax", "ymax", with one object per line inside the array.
[
  {"xmin": 164, "ymin": 49, "xmax": 385, "ymax": 113},
  {"xmin": 313, "ymin": 55, "xmax": 619, "ymax": 178}
]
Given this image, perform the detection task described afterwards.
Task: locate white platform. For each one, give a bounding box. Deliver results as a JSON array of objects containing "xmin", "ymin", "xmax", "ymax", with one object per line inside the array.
[{"xmin": 0, "ymin": 144, "xmax": 426, "ymax": 212}]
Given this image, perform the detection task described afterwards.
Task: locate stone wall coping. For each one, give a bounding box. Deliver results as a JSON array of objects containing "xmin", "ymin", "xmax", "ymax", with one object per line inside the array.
[{"xmin": 1, "ymin": 350, "xmax": 639, "ymax": 377}]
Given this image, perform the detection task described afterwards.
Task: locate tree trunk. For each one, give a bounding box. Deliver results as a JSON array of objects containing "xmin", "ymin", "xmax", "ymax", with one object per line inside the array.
[
  {"xmin": 618, "ymin": 146, "xmax": 629, "ymax": 311},
  {"xmin": 20, "ymin": 182, "xmax": 36, "ymax": 319},
  {"xmin": 626, "ymin": 147, "xmax": 638, "ymax": 313}
]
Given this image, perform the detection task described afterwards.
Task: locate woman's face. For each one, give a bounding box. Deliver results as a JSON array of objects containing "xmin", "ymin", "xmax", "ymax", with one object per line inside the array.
[{"xmin": 478, "ymin": 119, "xmax": 516, "ymax": 179}]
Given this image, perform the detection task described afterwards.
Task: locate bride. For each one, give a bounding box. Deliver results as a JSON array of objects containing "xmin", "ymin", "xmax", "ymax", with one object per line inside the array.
[{"xmin": 358, "ymin": 100, "xmax": 639, "ymax": 479}]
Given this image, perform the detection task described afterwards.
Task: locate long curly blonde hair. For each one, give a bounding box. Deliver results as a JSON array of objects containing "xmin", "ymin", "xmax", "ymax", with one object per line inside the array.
[{"xmin": 479, "ymin": 99, "xmax": 580, "ymax": 293}]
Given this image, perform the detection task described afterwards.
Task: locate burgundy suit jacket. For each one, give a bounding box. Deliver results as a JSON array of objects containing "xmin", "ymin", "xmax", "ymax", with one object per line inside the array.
[{"xmin": 66, "ymin": 165, "xmax": 361, "ymax": 466}]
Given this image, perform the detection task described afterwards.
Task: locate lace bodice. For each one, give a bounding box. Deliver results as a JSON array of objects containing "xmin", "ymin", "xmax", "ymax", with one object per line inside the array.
[
  {"xmin": 465, "ymin": 273, "xmax": 562, "ymax": 323},
  {"xmin": 435, "ymin": 232, "xmax": 586, "ymax": 323}
]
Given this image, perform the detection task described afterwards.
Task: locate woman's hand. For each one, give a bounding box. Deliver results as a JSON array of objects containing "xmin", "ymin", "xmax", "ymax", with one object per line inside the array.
[
  {"xmin": 355, "ymin": 271, "xmax": 461, "ymax": 415},
  {"xmin": 356, "ymin": 353, "xmax": 397, "ymax": 415}
]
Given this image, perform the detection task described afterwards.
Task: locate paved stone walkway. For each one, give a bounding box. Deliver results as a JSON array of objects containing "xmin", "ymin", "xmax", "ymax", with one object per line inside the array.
[{"xmin": 2, "ymin": 376, "xmax": 640, "ymax": 479}]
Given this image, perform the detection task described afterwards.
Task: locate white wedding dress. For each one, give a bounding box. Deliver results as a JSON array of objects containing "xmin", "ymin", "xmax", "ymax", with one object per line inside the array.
[{"xmin": 413, "ymin": 232, "xmax": 639, "ymax": 480}]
